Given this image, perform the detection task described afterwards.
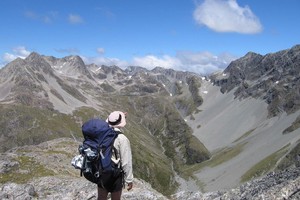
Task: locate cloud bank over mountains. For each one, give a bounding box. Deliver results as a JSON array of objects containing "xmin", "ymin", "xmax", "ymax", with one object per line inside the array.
[
  {"xmin": 1, "ymin": 0, "xmax": 263, "ymax": 74},
  {"xmin": 1, "ymin": 46, "xmax": 237, "ymax": 75}
]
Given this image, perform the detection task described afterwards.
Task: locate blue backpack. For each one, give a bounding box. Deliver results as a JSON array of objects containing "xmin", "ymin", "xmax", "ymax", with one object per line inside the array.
[{"xmin": 79, "ymin": 118, "xmax": 121, "ymax": 184}]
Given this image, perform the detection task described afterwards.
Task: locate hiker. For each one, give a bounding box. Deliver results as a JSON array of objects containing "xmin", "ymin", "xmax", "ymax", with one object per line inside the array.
[{"xmin": 97, "ymin": 111, "xmax": 133, "ymax": 200}]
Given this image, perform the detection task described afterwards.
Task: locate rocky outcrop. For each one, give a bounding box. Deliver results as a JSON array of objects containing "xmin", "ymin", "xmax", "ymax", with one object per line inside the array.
[
  {"xmin": 212, "ymin": 45, "xmax": 300, "ymax": 117},
  {"xmin": 1, "ymin": 167, "xmax": 299, "ymax": 199},
  {"xmin": 172, "ymin": 167, "xmax": 300, "ymax": 200},
  {"xmin": 0, "ymin": 177, "xmax": 169, "ymax": 200},
  {"xmin": 1, "ymin": 138, "xmax": 298, "ymax": 199}
]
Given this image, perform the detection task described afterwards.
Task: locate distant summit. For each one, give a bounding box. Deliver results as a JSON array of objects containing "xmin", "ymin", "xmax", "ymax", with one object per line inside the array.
[{"xmin": 211, "ymin": 44, "xmax": 300, "ymax": 117}]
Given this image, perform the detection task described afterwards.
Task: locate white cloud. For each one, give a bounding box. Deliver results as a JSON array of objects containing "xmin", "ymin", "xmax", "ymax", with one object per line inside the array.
[
  {"xmin": 68, "ymin": 14, "xmax": 84, "ymax": 24},
  {"xmin": 2, "ymin": 46, "xmax": 31, "ymax": 63},
  {"xmin": 82, "ymin": 56, "xmax": 129, "ymax": 68},
  {"xmin": 175, "ymin": 51, "xmax": 236, "ymax": 74},
  {"xmin": 13, "ymin": 46, "xmax": 31, "ymax": 57},
  {"xmin": 24, "ymin": 10, "xmax": 58, "ymax": 24},
  {"xmin": 132, "ymin": 55, "xmax": 181, "ymax": 69},
  {"xmin": 0, "ymin": 46, "xmax": 31, "ymax": 67},
  {"xmin": 97, "ymin": 48, "xmax": 105, "ymax": 55},
  {"xmin": 193, "ymin": 0, "xmax": 262, "ymax": 34},
  {"xmin": 83, "ymin": 51, "xmax": 237, "ymax": 75},
  {"xmin": 3, "ymin": 53, "xmax": 18, "ymax": 63}
]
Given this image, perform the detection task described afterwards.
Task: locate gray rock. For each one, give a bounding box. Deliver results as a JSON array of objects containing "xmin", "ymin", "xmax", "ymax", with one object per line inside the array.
[
  {"xmin": 1, "ymin": 168, "xmax": 299, "ymax": 199},
  {"xmin": 211, "ymin": 45, "xmax": 300, "ymax": 117},
  {"xmin": 0, "ymin": 183, "xmax": 36, "ymax": 200}
]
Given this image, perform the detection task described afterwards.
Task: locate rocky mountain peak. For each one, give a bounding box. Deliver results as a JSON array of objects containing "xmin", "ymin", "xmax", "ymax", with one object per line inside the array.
[
  {"xmin": 291, "ymin": 44, "xmax": 300, "ymax": 51},
  {"xmin": 25, "ymin": 52, "xmax": 42, "ymax": 61},
  {"xmin": 125, "ymin": 66, "xmax": 149, "ymax": 75},
  {"xmin": 212, "ymin": 44, "xmax": 300, "ymax": 116},
  {"xmin": 44, "ymin": 55, "xmax": 92, "ymax": 79},
  {"xmin": 62, "ymin": 55, "xmax": 85, "ymax": 66},
  {"xmin": 244, "ymin": 51, "xmax": 261, "ymax": 58},
  {"xmin": 0, "ymin": 57, "xmax": 26, "ymax": 74},
  {"xmin": 152, "ymin": 66, "xmax": 168, "ymax": 73},
  {"xmin": 22, "ymin": 52, "xmax": 53, "ymax": 74}
]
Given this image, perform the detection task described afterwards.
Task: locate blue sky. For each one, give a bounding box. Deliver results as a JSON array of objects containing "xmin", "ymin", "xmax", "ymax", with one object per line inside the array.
[{"xmin": 1, "ymin": 0, "xmax": 299, "ymax": 74}]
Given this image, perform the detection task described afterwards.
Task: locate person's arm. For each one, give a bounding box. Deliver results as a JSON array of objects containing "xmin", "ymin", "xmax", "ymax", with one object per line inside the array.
[{"xmin": 119, "ymin": 134, "xmax": 133, "ymax": 187}]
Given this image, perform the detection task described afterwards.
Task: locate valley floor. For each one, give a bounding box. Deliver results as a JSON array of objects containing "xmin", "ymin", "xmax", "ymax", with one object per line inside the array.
[{"xmin": 186, "ymin": 80, "xmax": 300, "ymax": 192}]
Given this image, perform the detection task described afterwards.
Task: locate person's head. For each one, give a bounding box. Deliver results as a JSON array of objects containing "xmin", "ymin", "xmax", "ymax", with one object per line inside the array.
[{"xmin": 107, "ymin": 111, "xmax": 127, "ymax": 128}]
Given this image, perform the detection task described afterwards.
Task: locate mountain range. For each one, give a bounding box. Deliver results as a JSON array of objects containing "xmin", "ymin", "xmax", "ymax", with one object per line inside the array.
[{"xmin": 0, "ymin": 44, "xmax": 299, "ymax": 199}]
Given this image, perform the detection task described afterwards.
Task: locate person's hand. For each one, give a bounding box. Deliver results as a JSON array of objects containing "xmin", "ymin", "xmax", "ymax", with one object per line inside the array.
[{"xmin": 127, "ymin": 182, "xmax": 133, "ymax": 191}]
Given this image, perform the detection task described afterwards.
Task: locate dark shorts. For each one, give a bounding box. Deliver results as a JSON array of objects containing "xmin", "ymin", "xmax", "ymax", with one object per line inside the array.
[{"xmin": 97, "ymin": 171, "xmax": 123, "ymax": 193}]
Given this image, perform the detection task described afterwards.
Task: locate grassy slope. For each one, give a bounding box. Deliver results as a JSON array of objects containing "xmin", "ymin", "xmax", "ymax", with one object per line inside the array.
[
  {"xmin": 0, "ymin": 92, "xmax": 210, "ymax": 196},
  {"xmin": 0, "ymin": 69, "xmax": 214, "ymax": 196}
]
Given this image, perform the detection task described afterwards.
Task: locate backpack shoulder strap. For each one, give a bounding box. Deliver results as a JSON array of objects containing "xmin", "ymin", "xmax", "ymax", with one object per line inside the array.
[{"xmin": 112, "ymin": 130, "xmax": 121, "ymax": 157}]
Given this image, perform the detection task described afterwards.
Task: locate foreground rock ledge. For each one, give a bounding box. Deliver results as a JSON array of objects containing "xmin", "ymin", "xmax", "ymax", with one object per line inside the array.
[{"xmin": 0, "ymin": 167, "xmax": 299, "ymax": 200}]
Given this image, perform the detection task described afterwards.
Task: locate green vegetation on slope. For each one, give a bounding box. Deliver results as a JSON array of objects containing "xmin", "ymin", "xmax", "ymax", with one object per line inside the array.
[
  {"xmin": 0, "ymin": 155, "xmax": 55, "ymax": 184},
  {"xmin": 233, "ymin": 129, "xmax": 255, "ymax": 143},
  {"xmin": 0, "ymin": 104, "xmax": 82, "ymax": 152},
  {"xmin": 182, "ymin": 142, "xmax": 245, "ymax": 176},
  {"xmin": 187, "ymin": 76, "xmax": 203, "ymax": 108},
  {"xmin": 174, "ymin": 77, "xmax": 203, "ymax": 116},
  {"xmin": 282, "ymin": 115, "xmax": 300, "ymax": 134},
  {"xmin": 276, "ymin": 140, "xmax": 300, "ymax": 170},
  {"xmin": 55, "ymin": 77, "xmax": 87, "ymax": 103},
  {"xmin": 0, "ymin": 91, "xmax": 210, "ymax": 196},
  {"xmin": 98, "ymin": 94, "xmax": 210, "ymax": 195},
  {"xmin": 241, "ymin": 144, "xmax": 289, "ymax": 183}
]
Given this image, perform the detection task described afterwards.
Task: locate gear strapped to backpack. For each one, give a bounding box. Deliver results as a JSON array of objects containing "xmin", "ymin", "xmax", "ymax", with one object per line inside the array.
[{"xmin": 72, "ymin": 118, "xmax": 122, "ymax": 184}]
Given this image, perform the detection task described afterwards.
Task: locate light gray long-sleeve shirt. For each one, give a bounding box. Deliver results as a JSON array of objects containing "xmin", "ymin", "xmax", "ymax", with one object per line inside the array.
[{"xmin": 111, "ymin": 128, "xmax": 133, "ymax": 183}]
